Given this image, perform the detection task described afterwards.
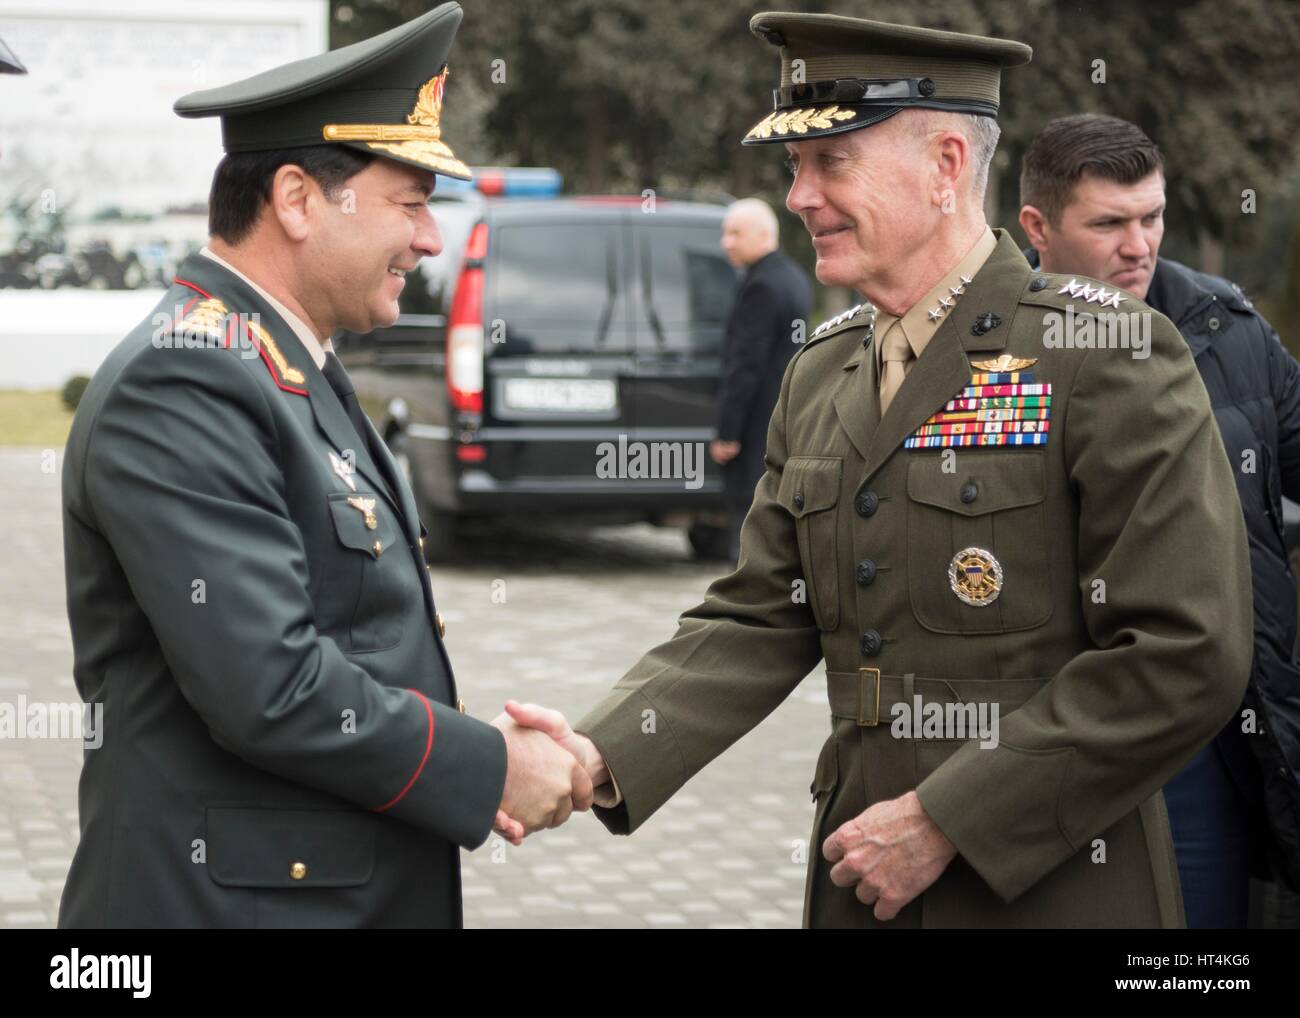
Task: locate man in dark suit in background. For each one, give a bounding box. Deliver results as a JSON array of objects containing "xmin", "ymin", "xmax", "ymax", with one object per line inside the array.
[{"xmin": 712, "ymin": 198, "xmax": 813, "ymax": 560}]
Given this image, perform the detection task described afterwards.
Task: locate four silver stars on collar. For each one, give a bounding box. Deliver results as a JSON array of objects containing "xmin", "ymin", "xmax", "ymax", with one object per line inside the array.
[
  {"xmin": 927, "ymin": 275, "xmax": 973, "ymax": 323},
  {"xmin": 1057, "ymin": 278, "xmax": 1125, "ymax": 308}
]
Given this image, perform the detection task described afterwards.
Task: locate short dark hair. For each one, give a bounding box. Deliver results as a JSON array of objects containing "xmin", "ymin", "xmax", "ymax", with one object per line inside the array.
[
  {"xmin": 1019, "ymin": 114, "xmax": 1165, "ymax": 224},
  {"xmin": 207, "ymin": 145, "xmax": 377, "ymax": 244}
]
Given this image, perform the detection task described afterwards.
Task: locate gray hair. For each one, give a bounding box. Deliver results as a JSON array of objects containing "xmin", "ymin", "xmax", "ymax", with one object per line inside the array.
[
  {"xmin": 726, "ymin": 197, "xmax": 780, "ymax": 243},
  {"xmin": 905, "ymin": 110, "xmax": 1001, "ymax": 200}
]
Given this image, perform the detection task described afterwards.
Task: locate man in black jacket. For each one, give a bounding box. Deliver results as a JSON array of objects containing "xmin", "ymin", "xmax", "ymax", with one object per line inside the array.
[
  {"xmin": 712, "ymin": 198, "xmax": 812, "ymax": 560},
  {"xmin": 1020, "ymin": 113, "xmax": 1300, "ymax": 927}
]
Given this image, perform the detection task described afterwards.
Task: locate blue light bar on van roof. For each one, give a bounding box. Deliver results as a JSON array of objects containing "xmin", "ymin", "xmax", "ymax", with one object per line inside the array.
[{"xmin": 436, "ymin": 167, "xmax": 563, "ymax": 198}]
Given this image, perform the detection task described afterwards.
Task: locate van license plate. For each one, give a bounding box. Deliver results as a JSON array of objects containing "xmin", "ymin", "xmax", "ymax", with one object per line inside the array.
[{"xmin": 502, "ymin": 378, "xmax": 617, "ymax": 413}]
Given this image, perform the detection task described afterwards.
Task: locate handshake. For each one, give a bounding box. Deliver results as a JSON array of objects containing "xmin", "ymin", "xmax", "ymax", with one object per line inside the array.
[{"xmin": 489, "ymin": 700, "xmax": 609, "ymax": 845}]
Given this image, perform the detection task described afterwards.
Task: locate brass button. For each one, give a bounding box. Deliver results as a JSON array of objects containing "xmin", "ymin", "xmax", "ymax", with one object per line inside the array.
[
  {"xmin": 290, "ymin": 861, "xmax": 307, "ymax": 881},
  {"xmin": 373, "ymin": 539, "xmax": 382, "ymax": 555},
  {"xmin": 436, "ymin": 612, "xmax": 446, "ymax": 638},
  {"xmin": 457, "ymin": 698, "xmax": 466, "ymax": 714}
]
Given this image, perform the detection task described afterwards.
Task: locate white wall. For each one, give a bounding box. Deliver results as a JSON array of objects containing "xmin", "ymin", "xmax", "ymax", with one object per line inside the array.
[{"xmin": 0, "ymin": 290, "xmax": 165, "ymax": 389}]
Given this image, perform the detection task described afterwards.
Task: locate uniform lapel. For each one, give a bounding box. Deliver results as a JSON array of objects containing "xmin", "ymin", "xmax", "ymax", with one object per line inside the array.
[
  {"xmin": 303, "ymin": 371, "xmax": 407, "ymax": 522},
  {"xmin": 832, "ymin": 337, "xmax": 878, "ymax": 462},
  {"xmin": 860, "ymin": 322, "xmax": 973, "ymax": 481},
  {"xmin": 358, "ymin": 412, "xmax": 422, "ymax": 545},
  {"xmin": 858, "ymin": 231, "xmax": 1030, "ymax": 482}
]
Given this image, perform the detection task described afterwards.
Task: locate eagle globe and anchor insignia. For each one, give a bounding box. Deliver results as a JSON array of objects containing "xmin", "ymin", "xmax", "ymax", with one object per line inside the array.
[{"xmin": 949, "ymin": 547, "xmax": 1003, "ymax": 606}]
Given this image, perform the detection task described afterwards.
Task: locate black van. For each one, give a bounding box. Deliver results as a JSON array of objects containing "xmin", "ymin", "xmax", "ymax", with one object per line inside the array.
[{"xmin": 337, "ymin": 172, "xmax": 739, "ymax": 560}]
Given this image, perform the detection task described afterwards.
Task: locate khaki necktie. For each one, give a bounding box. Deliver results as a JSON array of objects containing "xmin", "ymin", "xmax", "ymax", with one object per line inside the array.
[{"xmin": 878, "ymin": 321, "xmax": 912, "ymax": 417}]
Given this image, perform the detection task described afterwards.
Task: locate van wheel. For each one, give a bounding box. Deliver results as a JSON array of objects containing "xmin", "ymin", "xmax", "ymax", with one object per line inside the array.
[{"xmin": 687, "ymin": 523, "xmax": 731, "ymax": 561}]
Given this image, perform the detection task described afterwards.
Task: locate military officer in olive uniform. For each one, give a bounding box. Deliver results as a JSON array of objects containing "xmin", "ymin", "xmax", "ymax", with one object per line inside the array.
[
  {"xmin": 59, "ymin": 3, "xmax": 589, "ymax": 929},
  {"xmin": 509, "ymin": 13, "xmax": 1254, "ymax": 928}
]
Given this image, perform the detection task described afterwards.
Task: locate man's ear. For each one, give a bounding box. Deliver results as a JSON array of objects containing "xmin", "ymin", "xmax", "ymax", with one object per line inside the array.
[
  {"xmin": 1019, "ymin": 204, "xmax": 1051, "ymax": 255},
  {"xmin": 931, "ymin": 130, "xmax": 969, "ymax": 210},
  {"xmin": 269, "ymin": 164, "xmax": 313, "ymax": 242}
]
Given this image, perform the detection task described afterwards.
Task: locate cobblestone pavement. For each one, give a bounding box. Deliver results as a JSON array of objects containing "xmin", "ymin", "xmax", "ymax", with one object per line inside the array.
[{"xmin": 2, "ymin": 448, "xmax": 828, "ymax": 929}]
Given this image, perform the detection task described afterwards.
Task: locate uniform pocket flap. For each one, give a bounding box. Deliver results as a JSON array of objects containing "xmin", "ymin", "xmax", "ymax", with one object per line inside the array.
[
  {"xmin": 327, "ymin": 491, "xmax": 397, "ymax": 558},
  {"xmin": 779, "ymin": 456, "xmax": 843, "ymax": 518},
  {"xmin": 907, "ymin": 453, "xmax": 1045, "ymax": 516},
  {"xmin": 206, "ymin": 806, "xmax": 376, "ymax": 889}
]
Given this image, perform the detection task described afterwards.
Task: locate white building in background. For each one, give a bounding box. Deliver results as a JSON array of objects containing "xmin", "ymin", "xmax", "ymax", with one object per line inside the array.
[
  {"xmin": 0, "ymin": 0, "xmax": 328, "ymax": 216},
  {"xmin": 0, "ymin": 0, "xmax": 328, "ymax": 389}
]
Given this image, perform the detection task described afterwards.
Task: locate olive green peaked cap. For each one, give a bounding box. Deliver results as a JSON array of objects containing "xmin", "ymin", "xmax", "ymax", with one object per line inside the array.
[
  {"xmin": 174, "ymin": 2, "xmax": 470, "ymax": 179},
  {"xmin": 742, "ymin": 12, "xmax": 1032, "ymax": 145}
]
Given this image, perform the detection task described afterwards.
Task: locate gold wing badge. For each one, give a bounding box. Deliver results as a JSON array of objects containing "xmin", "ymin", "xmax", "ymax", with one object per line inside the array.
[{"xmin": 971, "ymin": 354, "xmax": 1038, "ymax": 372}]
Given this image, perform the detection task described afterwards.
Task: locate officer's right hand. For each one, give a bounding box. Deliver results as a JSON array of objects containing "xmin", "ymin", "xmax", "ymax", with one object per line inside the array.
[
  {"xmin": 491, "ymin": 713, "xmax": 594, "ymax": 837},
  {"xmin": 710, "ymin": 440, "xmax": 741, "ymax": 464}
]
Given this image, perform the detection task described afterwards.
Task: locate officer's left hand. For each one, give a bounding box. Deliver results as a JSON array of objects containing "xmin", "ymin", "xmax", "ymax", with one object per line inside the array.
[{"xmin": 823, "ymin": 791, "xmax": 958, "ymax": 921}]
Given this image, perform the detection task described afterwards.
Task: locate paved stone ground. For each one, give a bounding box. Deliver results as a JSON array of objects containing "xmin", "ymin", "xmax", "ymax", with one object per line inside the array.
[{"xmin": 1, "ymin": 447, "xmax": 827, "ymax": 929}]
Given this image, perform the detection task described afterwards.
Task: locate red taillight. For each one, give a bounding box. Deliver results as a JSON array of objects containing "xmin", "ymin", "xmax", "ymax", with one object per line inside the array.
[
  {"xmin": 447, "ymin": 222, "xmax": 488, "ymax": 413},
  {"xmin": 463, "ymin": 220, "xmax": 489, "ymax": 260},
  {"xmin": 455, "ymin": 444, "xmax": 487, "ymax": 463}
]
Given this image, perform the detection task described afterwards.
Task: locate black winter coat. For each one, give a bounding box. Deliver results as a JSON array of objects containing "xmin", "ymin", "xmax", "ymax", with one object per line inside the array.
[{"xmin": 1029, "ymin": 247, "xmax": 1300, "ymax": 890}]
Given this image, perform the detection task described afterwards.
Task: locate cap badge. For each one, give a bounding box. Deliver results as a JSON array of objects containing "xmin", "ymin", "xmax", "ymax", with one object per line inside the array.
[
  {"xmin": 745, "ymin": 105, "xmax": 856, "ymax": 141},
  {"xmin": 322, "ymin": 66, "xmax": 469, "ymax": 178}
]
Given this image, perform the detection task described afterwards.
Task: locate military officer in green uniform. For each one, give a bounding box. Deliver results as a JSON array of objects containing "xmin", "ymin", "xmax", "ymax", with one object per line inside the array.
[
  {"xmin": 508, "ymin": 13, "xmax": 1254, "ymax": 927},
  {"xmin": 58, "ymin": 2, "xmax": 590, "ymax": 929}
]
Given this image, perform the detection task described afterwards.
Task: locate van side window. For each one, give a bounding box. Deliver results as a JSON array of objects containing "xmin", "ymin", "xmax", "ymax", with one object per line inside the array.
[{"xmin": 642, "ymin": 226, "xmax": 738, "ymax": 354}]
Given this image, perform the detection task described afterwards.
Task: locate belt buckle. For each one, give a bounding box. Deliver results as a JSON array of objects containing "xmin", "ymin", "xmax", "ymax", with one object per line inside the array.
[{"xmin": 857, "ymin": 667, "xmax": 881, "ymax": 726}]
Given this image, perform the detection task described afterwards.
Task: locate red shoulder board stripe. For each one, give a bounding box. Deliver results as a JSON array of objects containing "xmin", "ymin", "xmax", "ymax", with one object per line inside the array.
[{"xmin": 173, "ymin": 277, "xmax": 309, "ymax": 397}]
